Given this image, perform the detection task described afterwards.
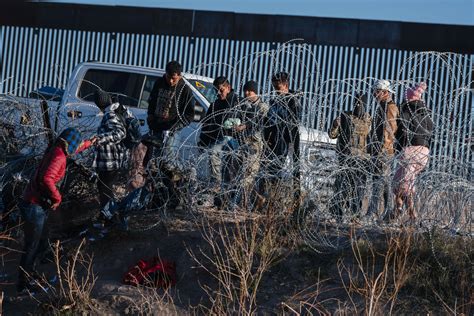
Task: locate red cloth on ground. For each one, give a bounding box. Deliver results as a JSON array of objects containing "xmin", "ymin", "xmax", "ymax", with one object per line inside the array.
[{"xmin": 123, "ymin": 257, "xmax": 176, "ymax": 288}]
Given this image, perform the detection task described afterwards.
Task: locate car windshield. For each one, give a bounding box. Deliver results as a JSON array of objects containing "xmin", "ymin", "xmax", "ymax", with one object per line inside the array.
[{"xmin": 186, "ymin": 79, "xmax": 217, "ymax": 104}]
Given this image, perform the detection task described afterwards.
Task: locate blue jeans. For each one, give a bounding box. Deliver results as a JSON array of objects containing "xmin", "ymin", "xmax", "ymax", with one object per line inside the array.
[
  {"xmin": 101, "ymin": 187, "xmax": 153, "ymax": 229},
  {"xmin": 18, "ymin": 201, "xmax": 50, "ymax": 288}
]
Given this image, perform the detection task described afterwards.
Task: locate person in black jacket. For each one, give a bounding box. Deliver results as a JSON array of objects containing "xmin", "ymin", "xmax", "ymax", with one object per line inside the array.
[
  {"xmin": 146, "ymin": 61, "xmax": 195, "ymax": 209},
  {"xmin": 328, "ymin": 93, "xmax": 372, "ymax": 218},
  {"xmin": 392, "ymin": 82, "xmax": 433, "ymax": 221},
  {"xmin": 199, "ymin": 76, "xmax": 239, "ymax": 190},
  {"xmin": 260, "ymin": 72, "xmax": 301, "ymax": 209},
  {"xmin": 147, "ymin": 61, "xmax": 195, "ymax": 136}
]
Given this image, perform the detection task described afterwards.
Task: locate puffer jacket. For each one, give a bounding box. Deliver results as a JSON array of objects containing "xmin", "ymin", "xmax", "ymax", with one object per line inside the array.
[{"xmin": 23, "ymin": 140, "xmax": 92, "ymax": 208}]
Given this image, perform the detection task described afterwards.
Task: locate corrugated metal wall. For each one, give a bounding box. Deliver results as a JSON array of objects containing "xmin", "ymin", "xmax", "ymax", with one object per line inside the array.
[{"xmin": 1, "ymin": 26, "xmax": 473, "ymax": 176}]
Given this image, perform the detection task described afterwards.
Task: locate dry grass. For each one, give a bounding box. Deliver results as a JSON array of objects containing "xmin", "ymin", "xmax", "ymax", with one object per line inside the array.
[
  {"xmin": 26, "ymin": 239, "xmax": 98, "ymax": 314},
  {"xmin": 338, "ymin": 229, "xmax": 415, "ymax": 315},
  {"xmin": 189, "ymin": 184, "xmax": 297, "ymax": 315},
  {"xmin": 405, "ymin": 229, "xmax": 473, "ymax": 315},
  {"xmin": 121, "ymin": 284, "xmax": 178, "ymax": 315},
  {"xmin": 280, "ymin": 274, "xmax": 341, "ymax": 315}
]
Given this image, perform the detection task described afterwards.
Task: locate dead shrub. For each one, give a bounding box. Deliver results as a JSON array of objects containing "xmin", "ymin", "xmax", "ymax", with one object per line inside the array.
[
  {"xmin": 26, "ymin": 239, "xmax": 98, "ymax": 314},
  {"xmin": 405, "ymin": 229, "xmax": 473, "ymax": 315},
  {"xmin": 338, "ymin": 229, "xmax": 415, "ymax": 315},
  {"xmin": 189, "ymin": 183, "xmax": 297, "ymax": 315}
]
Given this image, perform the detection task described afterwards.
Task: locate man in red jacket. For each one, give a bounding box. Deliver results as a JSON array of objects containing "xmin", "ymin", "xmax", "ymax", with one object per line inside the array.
[{"xmin": 18, "ymin": 127, "xmax": 95, "ymax": 293}]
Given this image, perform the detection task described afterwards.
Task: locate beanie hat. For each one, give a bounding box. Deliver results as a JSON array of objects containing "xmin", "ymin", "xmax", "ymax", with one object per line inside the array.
[
  {"xmin": 271, "ymin": 72, "xmax": 289, "ymax": 83},
  {"xmin": 58, "ymin": 127, "xmax": 83, "ymax": 155},
  {"xmin": 243, "ymin": 80, "xmax": 259, "ymax": 94},
  {"xmin": 94, "ymin": 89, "xmax": 112, "ymax": 110},
  {"xmin": 406, "ymin": 82, "xmax": 427, "ymax": 102}
]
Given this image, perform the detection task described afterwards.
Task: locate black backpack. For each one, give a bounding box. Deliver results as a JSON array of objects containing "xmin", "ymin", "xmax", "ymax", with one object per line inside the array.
[{"xmin": 115, "ymin": 107, "xmax": 142, "ymax": 149}]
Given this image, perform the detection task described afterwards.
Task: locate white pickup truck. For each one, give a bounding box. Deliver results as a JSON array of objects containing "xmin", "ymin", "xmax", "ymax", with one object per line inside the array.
[
  {"xmin": 0, "ymin": 61, "xmax": 336, "ymax": 191},
  {"xmin": 1, "ymin": 62, "xmax": 216, "ymax": 158}
]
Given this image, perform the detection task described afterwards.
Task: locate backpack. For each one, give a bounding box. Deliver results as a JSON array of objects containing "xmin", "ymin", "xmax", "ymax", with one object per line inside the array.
[
  {"xmin": 123, "ymin": 257, "xmax": 177, "ymax": 288},
  {"xmin": 115, "ymin": 109, "xmax": 142, "ymax": 149},
  {"xmin": 348, "ymin": 113, "xmax": 371, "ymax": 156}
]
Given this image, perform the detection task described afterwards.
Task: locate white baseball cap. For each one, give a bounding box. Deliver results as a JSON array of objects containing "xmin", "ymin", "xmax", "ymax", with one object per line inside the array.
[{"xmin": 373, "ymin": 79, "xmax": 395, "ymax": 93}]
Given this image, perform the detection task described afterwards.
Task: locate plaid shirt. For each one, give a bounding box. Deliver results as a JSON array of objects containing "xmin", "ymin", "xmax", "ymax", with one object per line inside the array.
[{"xmin": 93, "ymin": 105, "xmax": 128, "ymax": 171}]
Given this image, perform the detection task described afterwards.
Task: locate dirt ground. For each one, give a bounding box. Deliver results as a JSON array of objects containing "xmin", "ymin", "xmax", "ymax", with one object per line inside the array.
[{"xmin": 1, "ymin": 197, "xmax": 472, "ymax": 315}]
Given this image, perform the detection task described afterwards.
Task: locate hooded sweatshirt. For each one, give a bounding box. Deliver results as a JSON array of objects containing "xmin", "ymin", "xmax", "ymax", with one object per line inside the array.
[
  {"xmin": 147, "ymin": 75, "xmax": 195, "ymax": 132},
  {"xmin": 199, "ymin": 90, "xmax": 239, "ymax": 147},
  {"xmin": 263, "ymin": 90, "xmax": 301, "ymax": 157}
]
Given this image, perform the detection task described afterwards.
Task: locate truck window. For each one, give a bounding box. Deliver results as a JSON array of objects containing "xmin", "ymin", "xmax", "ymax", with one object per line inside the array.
[
  {"xmin": 186, "ymin": 79, "xmax": 217, "ymax": 104},
  {"xmin": 139, "ymin": 75, "xmax": 158, "ymax": 109},
  {"xmin": 78, "ymin": 69, "xmax": 144, "ymax": 108}
]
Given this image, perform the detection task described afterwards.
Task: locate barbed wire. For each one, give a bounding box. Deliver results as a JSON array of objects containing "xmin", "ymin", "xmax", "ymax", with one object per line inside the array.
[{"xmin": 0, "ymin": 48, "xmax": 472, "ymax": 254}]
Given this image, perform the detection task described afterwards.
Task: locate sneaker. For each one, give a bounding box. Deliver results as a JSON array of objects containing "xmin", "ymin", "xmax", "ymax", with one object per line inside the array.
[{"xmin": 93, "ymin": 208, "xmax": 115, "ymax": 228}]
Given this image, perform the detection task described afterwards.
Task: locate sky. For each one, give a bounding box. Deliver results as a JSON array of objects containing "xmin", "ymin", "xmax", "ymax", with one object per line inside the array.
[{"xmin": 38, "ymin": 0, "xmax": 474, "ymax": 26}]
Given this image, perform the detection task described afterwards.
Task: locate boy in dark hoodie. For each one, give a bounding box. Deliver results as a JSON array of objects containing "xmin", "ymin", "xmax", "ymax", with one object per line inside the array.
[
  {"xmin": 147, "ymin": 60, "xmax": 195, "ymax": 142},
  {"xmin": 18, "ymin": 128, "xmax": 94, "ymax": 293},
  {"xmin": 261, "ymin": 72, "xmax": 301, "ymax": 208},
  {"xmin": 199, "ymin": 76, "xmax": 239, "ymax": 190},
  {"xmin": 147, "ymin": 61, "xmax": 195, "ymax": 209}
]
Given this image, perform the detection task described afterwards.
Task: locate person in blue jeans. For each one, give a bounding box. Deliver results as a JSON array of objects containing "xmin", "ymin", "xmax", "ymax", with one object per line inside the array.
[{"xmin": 18, "ymin": 128, "xmax": 94, "ymax": 293}]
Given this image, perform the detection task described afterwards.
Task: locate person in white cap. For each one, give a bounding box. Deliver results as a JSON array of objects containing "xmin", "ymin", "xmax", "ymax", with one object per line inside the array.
[{"xmin": 366, "ymin": 79, "xmax": 399, "ymax": 221}]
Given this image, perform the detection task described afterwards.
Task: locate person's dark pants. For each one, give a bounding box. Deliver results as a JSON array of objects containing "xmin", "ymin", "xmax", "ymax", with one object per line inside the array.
[
  {"xmin": 147, "ymin": 130, "xmax": 183, "ymax": 209},
  {"xmin": 258, "ymin": 144, "xmax": 294, "ymax": 207},
  {"xmin": 18, "ymin": 201, "xmax": 50, "ymax": 290},
  {"xmin": 368, "ymin": 155, "xmax": 394, "ymax": 216},
  {"xmin": 97, "ymin": 170, "xmax": 119, "ymax": 208},
  {"xmin": 101, "ymin": 186, "xmax": 153, "ymax": 230},
  {"xmin": 331, "ymin": 157, "xmax": 369, "ymax": 219},
  {"xmin": 329, "ymin": 171, "xmax": 347, "ymax": 219},
  {"xmin": 346, "ymin": 158, "xmax": 369, "ymax": 215},
  {"xmin": 258, "ymin": 152, "xmax": 286, "ymax": 198}
]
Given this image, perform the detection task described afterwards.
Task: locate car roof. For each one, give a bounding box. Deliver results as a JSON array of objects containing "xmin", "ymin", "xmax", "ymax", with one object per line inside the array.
[{"xmin": 79, "ymin": 61, "xmax": 214, "ymax": 83}]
